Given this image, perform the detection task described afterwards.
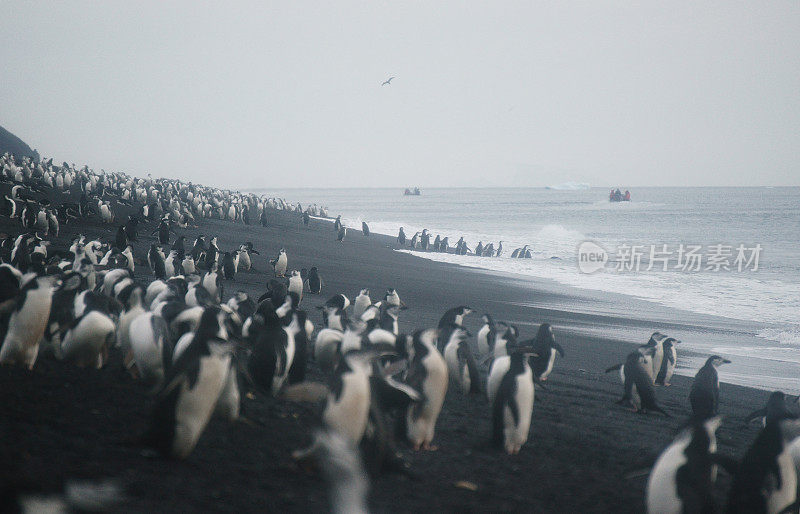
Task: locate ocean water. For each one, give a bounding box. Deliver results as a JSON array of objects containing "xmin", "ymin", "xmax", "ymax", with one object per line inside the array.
[{"xmin": 255, "ymin": 187, "xmax": 800, "ymax": 393}]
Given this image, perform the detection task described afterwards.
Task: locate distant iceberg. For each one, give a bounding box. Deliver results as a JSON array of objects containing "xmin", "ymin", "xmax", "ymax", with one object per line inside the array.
[{"xmin": 546, "ymin": 182, "xmax": 590, "ymax": 190}]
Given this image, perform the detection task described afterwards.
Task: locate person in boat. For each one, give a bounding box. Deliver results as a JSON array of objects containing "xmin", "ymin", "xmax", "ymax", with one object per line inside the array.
[{"xmin": 624, "ymin": 190, "xmax": 631, "ymax": 201}]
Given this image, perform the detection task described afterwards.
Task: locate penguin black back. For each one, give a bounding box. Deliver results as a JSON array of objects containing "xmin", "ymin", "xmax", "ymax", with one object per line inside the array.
[{"xmin": 689, "ymin": 355, "xmax": 730, "ymax": 420}]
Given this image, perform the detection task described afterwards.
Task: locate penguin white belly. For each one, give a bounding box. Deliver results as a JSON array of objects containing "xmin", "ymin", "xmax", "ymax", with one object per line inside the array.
[
  {"xmin": 476, "ymin": 325, "xmax": 490, "ymax": 356},
  {"xmin": 324, "ymin": 372, "xmax": 370, "ymax": 444},
  {"xmin": 275, "ymin": 255, "xmax": 287, "ymax": 276},
  {"xmin": 651, "ymin": 345, "xmax": 664, "ymax": 380},
  {"xmin": 314, "ymin": 329, "xmax": 344, "ymax": 372},
  {"xmin": 487, "ymin": 356, "xmax": 511, "ymax": 404},
  {"xmin": 172, "ymin": 354, "xmax": 230, "ymax": 458},
  {"xmin": 443, "ymin": 342, "xmax": 461, "ymax": 388},
  {"xmin": 182, "ymin": 257, "xmax": 195, "ymax": 275},
  {"xmin": 239, "ymin": 251, "xmax": 251, "ymax": 271},
  {"xmin": 493, "ymin": 339, "xmax": 508, "ymax": 360},
  {"xmin": 664, "ymin": 349, "xmax": 677, "ymax": 385},
  {"xmin": 540, "ymin": 348, "xmax": 557, "ymax": 380},
  {"xmin": 645, "ymin": 438, "xmax": 688, "ymax": 514},
  {"xmin": 504, "ymin": 370, "xmax": 534, "ymax": 455},
  {"xmin": 59, "ymin": 311, "xmax": 115, "ymax": 368},
  {"xmin": 129, "ymin": 314, "xmax": 168, "ymax": 383},
  {"xmin": 407, "ymin": 352, "xmax": 448, "ymax": 447},
  {"xmin": 164, "ymin": 259, "xmax": 174, "ymax": 278},
  {"xmin": 202, "ymin": 274, "xmax": 219, "ymax": 301},
  {"xmin": 214, "ymin": 363, "xmax": 240, "ymax": 421},
  {"xmin": 791, "ymin": 437, "xmax": 800, "ymax": 475},
  {"xmin": 766, "ymin": 447, "xmax": 797, "ymax": 514},
  {"xmin": 185, "ymin": 287, "xmax": 201, "ymax": 307},
  {"xmin": 641, "ymin": 354, "xmax": 655, "ymax": 383},
  {"xmin": 288, "ymin": 276, "xmax": 303, "ymax": 300},
  {"xmin": 0, "ymin": 288, "xmax": 52, "ymax": 368},
  {"xmin": 145, "ymin": 281, "xmax": 167, "ymax": 307},
  {"xmin": 304, "ymin": 318, "xmax": 315, "ymax": 340},
  {"xmin": 352, "ymin": 297, "xmax": 370, "ymax": 320},
  {"xmin": 459, "ymin": 362, "xmax": 472, "ymax": 395},
  {"xmin": 366, "ymin": 329, "xmax": 395, "ymax": 346}
]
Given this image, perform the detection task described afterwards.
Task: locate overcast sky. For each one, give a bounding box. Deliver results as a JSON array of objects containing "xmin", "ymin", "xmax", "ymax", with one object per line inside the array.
[{"xmin": 1, "ymin": 2, "xmax": 798, "ymax": 188}]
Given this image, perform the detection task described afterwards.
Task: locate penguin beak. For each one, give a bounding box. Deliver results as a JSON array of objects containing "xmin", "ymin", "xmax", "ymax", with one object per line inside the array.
[{"xmin": 722, "ymin": 358, "xmax": 731, "ymax": 364}]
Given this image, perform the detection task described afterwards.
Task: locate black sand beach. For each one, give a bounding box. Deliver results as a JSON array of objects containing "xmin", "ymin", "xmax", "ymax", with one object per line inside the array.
[{"xmin": 0, "ymin": 194, "xmax": 770, "ymax": 512}]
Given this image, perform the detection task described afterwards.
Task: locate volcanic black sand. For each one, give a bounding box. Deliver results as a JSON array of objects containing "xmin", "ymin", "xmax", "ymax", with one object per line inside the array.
[{"xmin": 0, "ymin": 192, "xmax": 770, "ymax": 512}]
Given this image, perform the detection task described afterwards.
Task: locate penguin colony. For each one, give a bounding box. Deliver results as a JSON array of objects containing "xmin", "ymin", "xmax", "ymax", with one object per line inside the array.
[{"xmin": 1, "ymin": 151, "xmax": 799, "ymax": 513}]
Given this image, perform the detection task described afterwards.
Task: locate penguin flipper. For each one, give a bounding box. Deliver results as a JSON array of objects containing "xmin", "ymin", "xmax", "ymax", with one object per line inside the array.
[{"xmin": 553, "ymin": 341, "xmax": 565, "ymax": 357}]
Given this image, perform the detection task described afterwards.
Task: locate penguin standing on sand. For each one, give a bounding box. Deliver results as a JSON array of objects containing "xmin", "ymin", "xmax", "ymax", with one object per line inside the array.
[
  {"xmin": 490, "ymin": 346, "xmax": 538, "ymax": 455},
  {"xmin": 172, "ymin": 235, "xmax": 186, "ymax": 260},
  {"xmin": 436, "ymin": 306, "xmax": 473, "ymax": 351},
  {"xmin": 352, "ymin": 289, "xmax": 371, "ymax": 320},
  {"xmin": 154, "ymin": 217, "xmax": 172, "ymax": 245},
  {"xmin": 125, "ymin": 215, "xmax": 139, "ymax": 241},
  {"xmin": 247, "ymin": 297, "xmax": 297, "ymax": 395},
  {"xmin": 689, "ymin": 355, "xmax": 731, "ymax": 420},
  {"xmin": 148, "ymin": 244, "xmax": 166, "ymax": 280},
  {"xmin": 287, "ymin": 271, "xmax": 303, "ymax": 304},
  {"xmin": 610, "ymin": 348, "xmax": 670, "ymax": 416},
  {"xmin": 115, "ymin": 225, "xmax": 128, "ymax": 250},
  {"xmin": 641, "ymin": 331, "xmax": 667, "ymax": 383},
  {"xmin": 477, "ymin": 313, "xmax": 497, "ymax": 356},
  {"xmin": 654, "ymin": 338, "xmax": 680, "ymax": 386},
  {"xmin": 362, "ymin": 222, "xmax": 370, "ymax": 236},
  {"xmin": 442, "ymin": 326, "xmax": 480, "ymax": 395},
  {"xmin": 222, "ymin": 252, "xmax": 236, "ymax": 280},
  {"xmin": 403, "ymin": 330, "xmax": 448, "ymax": 450},
  {"xmin": 0, "ymin": 275, "xmax": 56, "ymax": 369},
  {"xmin": 237, "ymin": 242, "xmax": 258, "ymax": 271},
  {"xmin": 323, "ymin": 350, "xmax": 373, "ymax": 444},
  {"xmin": 397, "ymin": 227, "xmax": 406, "ymax": 246},
  {"xmin": 646, "ymin": 416, "xmax": 725, "ymax": 514},
  {"xmin": 525, "ymin": 323, "xmax": 564, "ymax": 383},
  {"xmin": 144, "ymin": 306, "xmax": 236, "ymax": 459},
  {"xmin": 270, "ymin": 248, "xmax": 288, "ymax": 277},
  {"xmin": 56, "ymin": 310, "xmax": 116, "ymax": 368},
  {"xmin": 190, "ymin": 235, "xmax": 206, "ymax": 262},
  {"xmin": 205, "ymin": 237, "xmax": 219, "ymax": 271},
  {"xmin": 337, "ymin": 225, "xmax": 346, "ymax": 243},
  {"xmin": 306, "ymin": 267, "xmax": 322, "ymax": 294},
  {"xmin": 302, "ymin": 212, "xmax": 310, "ymax": 227}
]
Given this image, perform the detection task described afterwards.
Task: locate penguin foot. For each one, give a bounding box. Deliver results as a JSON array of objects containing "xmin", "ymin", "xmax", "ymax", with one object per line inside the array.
[{"xmin": 421, "ymin": 443, "xmax": 438, "ymax": 451}]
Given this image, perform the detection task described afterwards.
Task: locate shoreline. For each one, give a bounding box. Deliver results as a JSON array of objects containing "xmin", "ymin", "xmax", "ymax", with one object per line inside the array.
[
  {"xmin": 0, "ymin": 188, "xmax": 776, "ymax": 512},
  {"xmin": 311, "ymin": 210, "xmax": 800, "ymax": 395}
]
